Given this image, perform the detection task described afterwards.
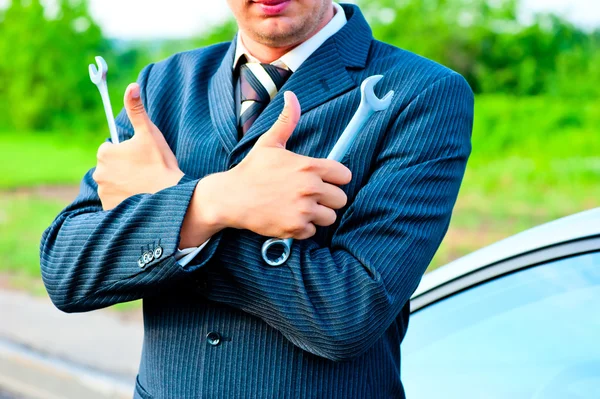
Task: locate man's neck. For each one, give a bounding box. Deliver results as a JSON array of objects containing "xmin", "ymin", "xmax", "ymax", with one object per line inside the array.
[{"xmin": 239, "ymin": 6, "xmax": 335, "ymax": 64}]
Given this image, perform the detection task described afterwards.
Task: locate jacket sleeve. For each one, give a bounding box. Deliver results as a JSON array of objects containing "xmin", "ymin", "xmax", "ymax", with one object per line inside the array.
[
  {"xmin": 39, "ymin": 64, "xmax": 219, "ymax": 313},
  {"xmin": 198, "ymin": 73, "xmax": 474, "ymax": 361}
]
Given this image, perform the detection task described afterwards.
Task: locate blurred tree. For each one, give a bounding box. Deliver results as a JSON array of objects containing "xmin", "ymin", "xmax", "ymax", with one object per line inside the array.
[
  {"xmin": 0, "ymin": 0, "xmax": 107, "ymax": 132},
  {"xmin": 0, "ymin": 0, "xmax": 598, "ymax": 134},
  {"xmin": 191, "ymin": 19, "xmax": 238, "ymax": 48},
  {"xmin": 155, "ymin": 19, "xmax": 238, "ymax": 61},
  {"xmin": 357, "ymin": 0, "xmax": 600, "ymax": 97}
]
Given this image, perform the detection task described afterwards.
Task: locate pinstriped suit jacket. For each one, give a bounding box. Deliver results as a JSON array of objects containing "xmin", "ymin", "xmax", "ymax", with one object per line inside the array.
[{"xmin": 40, "ymin": 4, "xmax": 473, "ymax": 398}]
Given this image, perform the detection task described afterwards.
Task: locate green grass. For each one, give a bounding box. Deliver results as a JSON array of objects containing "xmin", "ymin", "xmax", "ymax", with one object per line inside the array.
[
  {"xmin": 0, "ymin": 95, "xmax": 598, "ymax": 290},
  {"xmin": 0, "ymin": 195, "xmax": 66, "ymax": 277},
  {"xmin": 429, "ymin": 95, "xmax": 600, "ymax": 269},
  {"xmin": 0, "ymin": 193, "xmax": 142, "ymax": 309},
  {"xmin": 0, "ymin": 132, "xmax": 99, "ymax": 188}
]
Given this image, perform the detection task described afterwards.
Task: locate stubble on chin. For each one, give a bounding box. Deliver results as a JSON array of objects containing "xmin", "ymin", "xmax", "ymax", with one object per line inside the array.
[
  {"xmin": 252, "ymin": 26, "xmax": 306, "ymax": 48},
  {"xmin": 249, "ymin": 5, "xmax": 331, "ymax": 48}
]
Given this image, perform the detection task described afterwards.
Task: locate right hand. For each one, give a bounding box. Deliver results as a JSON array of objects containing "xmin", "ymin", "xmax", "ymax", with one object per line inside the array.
[
  {"xmin": 198, "ymin": 91, "xmax": 352, "ymax": 240},
  {"xmin": 94, "ymin": 84, "xmax": 184, "ymax": 211}
]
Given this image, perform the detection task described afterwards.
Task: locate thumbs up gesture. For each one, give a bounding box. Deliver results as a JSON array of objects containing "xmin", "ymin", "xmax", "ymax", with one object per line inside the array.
[
  {"xmin": 183, "ymin": 91, "xmax": 352, "ymax": 245},
  {"xmin": 93, "ymin": 83, "xmax": 184, "ymax": 210}
]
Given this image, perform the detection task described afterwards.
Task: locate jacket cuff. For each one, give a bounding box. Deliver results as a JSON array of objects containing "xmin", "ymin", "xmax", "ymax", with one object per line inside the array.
[{"xmin": 178, "ymin": 174, "xmax": 197, "ymax": 185}]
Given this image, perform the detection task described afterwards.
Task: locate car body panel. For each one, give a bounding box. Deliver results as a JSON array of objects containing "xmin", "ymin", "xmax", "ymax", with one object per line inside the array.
[{"xmin": 413, "ymin": 208, "xmax": 600, "ymax": 299}]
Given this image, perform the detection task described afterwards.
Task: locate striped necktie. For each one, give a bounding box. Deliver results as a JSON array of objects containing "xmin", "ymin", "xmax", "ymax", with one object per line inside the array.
[{"xmin": 238, "ymin": 62, "xmax": 292, "ymax": 136}]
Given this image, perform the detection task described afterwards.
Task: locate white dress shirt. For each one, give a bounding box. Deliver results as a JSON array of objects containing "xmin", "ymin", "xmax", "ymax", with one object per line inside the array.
[{"xmin": 176, "ymin": 2, "xmax": 347, "ymax": 266}]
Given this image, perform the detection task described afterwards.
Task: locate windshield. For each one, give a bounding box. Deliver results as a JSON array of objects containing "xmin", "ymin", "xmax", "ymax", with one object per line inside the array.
[{"xmin": 402, "ymin": 251, "xmax": 600, "ymax": 399}]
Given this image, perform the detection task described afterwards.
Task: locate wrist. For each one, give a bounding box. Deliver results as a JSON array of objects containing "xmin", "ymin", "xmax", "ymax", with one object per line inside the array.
[
  {"xmin": 194, "ymin": 173, "xmax": 229, "ymax": 232},
  {"xmin": 179, "ymin": 173, "xmax": 228, "ymax": 248}
]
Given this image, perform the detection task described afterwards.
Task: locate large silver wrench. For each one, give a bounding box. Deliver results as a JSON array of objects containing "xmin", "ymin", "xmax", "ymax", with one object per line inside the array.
[
  {"xmin": 261, "ymin": 75, "xmax": 395, "ymax": 266},
  {"xmin": 89, "ymin": 56, "xmax": 119, "ymax": 144}
]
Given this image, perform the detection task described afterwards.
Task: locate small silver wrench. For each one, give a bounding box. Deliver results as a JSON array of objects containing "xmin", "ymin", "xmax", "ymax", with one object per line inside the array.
[
  {"xmin": 89, "ymin": 56, "xmax": 119, "ymax": 144},
  {"xmin": 261, "ymin": 75, "xmax": 395, "ymax": 266}
]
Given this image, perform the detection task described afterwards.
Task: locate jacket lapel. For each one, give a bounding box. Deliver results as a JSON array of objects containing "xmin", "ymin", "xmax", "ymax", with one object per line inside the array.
[
  {"xmin": 231, "ymin": 4, "xmax": 373, "ymax": 159},
  {"xmin": 208, "ymin": 39, "xmax": 239, "ymax": 154}
]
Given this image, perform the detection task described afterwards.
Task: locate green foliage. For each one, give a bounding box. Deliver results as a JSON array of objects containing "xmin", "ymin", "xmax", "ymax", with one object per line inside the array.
[
  {"xmin": 190, "ymin": 19, "xmax": 238, "ymax": 48},
  {"xmin": 359, "ymin": 0, "xmax": 600, "ymax": 97},
  {"xmin": 0, "ymin": 0, "xmax": 597, "ymax": 282},
  {"xmin": 428, "ymin": 95, "xmax": 599, "ymax": 269},
  {"xmin": 0, "ymin": 0, "xmax": 149, "ymax": 134},
  {"xmin": 0, "ymin": 95, "xmax": 597, "ymax": 276},
  {"xmin": 1, "ymin": 0, "xmax": 599, "ymax": 133},
  {"xmin": 153, "ymin": 19, "xmax": 238, "ymax": 60},
  {"xmin": 0, "ymin": 0, "xmax": 108, "ymax": 131}
]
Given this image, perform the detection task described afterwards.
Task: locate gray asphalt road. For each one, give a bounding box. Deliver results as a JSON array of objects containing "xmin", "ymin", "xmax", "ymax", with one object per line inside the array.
[
  {"xmin": 0, "ymin": 387, "xmax": 24, "ymax": 399},
  {"xmin": 0, "ymin": 290, "xmax": 143, "ymax": 378},
  {"xmin": 0, "ymin": 289, "xmax": 140, "ymax": 399}
]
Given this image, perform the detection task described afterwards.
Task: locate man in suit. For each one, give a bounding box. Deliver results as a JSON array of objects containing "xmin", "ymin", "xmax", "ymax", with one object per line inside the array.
[{"xmin": 41, "ymin": 1, "xmax": 473, "ymax": 397}]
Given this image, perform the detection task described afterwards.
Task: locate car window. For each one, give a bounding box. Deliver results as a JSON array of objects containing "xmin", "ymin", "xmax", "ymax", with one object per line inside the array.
[{"xmin": 402, "ymin": 251, "xmax": 600, "ymax": 399}]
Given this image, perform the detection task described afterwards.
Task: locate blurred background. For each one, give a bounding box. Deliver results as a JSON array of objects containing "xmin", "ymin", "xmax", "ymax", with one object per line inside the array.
[
  {"xmin": 1, "ymin": 0, "xmax": 598, "ymax": 290},
  {"xmin": 0, "ymin": 0, "xmax": 598, "ymax": 397}
]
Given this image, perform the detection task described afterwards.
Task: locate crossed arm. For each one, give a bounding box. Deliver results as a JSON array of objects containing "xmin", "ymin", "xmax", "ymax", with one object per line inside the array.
[
  {"xmin": 195, "ymin": 74, "xmax": 473, "ymax": 360},
  {"xmin": 40, "ymin": 71, "xmax": 473, "ymax": 361}
]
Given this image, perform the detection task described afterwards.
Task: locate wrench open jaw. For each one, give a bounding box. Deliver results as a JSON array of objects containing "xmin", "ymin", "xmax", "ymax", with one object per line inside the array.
[
  {"xmin": 89, "ymin": 56, "xmax": 108, "ymax": 85},
  {"xmin": 262, "ymin": 74, "xmax": 395, "ymax": 267},
  {"xmin": 360, "ymin": 75, "xmax": 394, "ymax": 112}
]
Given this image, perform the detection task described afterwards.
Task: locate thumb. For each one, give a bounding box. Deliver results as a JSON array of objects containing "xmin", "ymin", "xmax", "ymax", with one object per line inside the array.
[
  {"xmin": 124, "ymin": 83, "xmax": 153, "ymax": 133},
  {"xmin": 256, "ymin": 91, "xmax": 301, "ymax": 149}
]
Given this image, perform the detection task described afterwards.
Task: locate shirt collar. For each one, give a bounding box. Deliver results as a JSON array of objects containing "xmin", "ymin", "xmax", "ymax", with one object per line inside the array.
[{"xmin": 233, "ymin": 2, "xmax": 347, "ymax": 72}]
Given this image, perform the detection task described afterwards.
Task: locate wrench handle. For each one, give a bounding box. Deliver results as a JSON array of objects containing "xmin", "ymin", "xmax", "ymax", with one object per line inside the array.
[
  {"xmin": 327, "ymin": 104, "xmax": 374, "ymax": 162},
  {"xmin": 97, "ymin": 81, "xmax": 120, "ymax": 144}
]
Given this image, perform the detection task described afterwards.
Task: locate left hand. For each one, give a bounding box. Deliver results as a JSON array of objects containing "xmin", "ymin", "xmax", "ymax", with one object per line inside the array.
[{"xmin": 93, "ymin": 83, "xmax": 184, "ymax": 210}]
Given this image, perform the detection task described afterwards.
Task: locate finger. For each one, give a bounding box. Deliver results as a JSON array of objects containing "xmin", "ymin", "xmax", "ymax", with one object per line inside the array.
[
  {"xmin": 256, "ymin": 91, "xmax": 301, "ymax": 149},
  {"xmin": 296, "ymin": 222, "xmax": 317, "ymax": 240},
  {"xmin": 311, "ymin": 159, "xmax": 353, "ymax": 186},
  {"xmin": 124, "ymin": 83, "xmax": 153, "ymax": 134},
  {"xmin": 311, "ymin": 205, "xmax": 338, "ymax": 227},
  {"xmin": 316, "ymin": 183, "xmax": 348, "ymax": 210},
  {"xmin": 96, "ymin": 141, "xmax": 115, "ymax": 163}
]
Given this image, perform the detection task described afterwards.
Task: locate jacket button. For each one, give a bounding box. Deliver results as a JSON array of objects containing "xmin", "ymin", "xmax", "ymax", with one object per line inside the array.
[
  {"xmin": 153, "ymin": 245, "xmax": 163, "ymax": 259},
  {"xmin": 143, "ymin": 250, "xmax": 154, "ymax": 264},
  {"xmin": 194, "ymin": 279, "xmax": 208, "ymax": 293},
  {"xmin": 207, "ymin": 332, "xmax": 221, "ymax": 346}
]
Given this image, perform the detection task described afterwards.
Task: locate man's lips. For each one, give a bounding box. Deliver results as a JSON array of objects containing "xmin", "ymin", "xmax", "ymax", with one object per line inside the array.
[{"xmin": 252, "ymin": 0, "xmax": 291, "ymax": 16}]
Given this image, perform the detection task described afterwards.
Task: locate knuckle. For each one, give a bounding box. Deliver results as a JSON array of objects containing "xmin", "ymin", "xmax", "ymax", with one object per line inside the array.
[
  {"xmin": 131, "ymin": 101, "xmax": 146, "ymax": 115},
  {"xmin": 286, "ymin": 219, "xmax": 306, "ymax": 236},
  {"xmin": 300, "ymin": 224, "xmax": 317, "ymax": 239},
  {"xmin": 299, "ymin": 202, "xmax": 316, "ymax": 217},
  {"xmin": 299, "ymin": 158, "xmax": 317, "ymax": 173},
  {"xmin": 92, "ymin": 168, "xmax": 103, "ymax": 184},
  {"xmin": 277, "ymin": 111, "xmax": 290, "ymax": 125},
  {"xmin": 96, "ymin": 143, "xmax": 111, "ymax": 160},
  {"xmin": 299, "ymin": 182, "xmax": 320, "ymax": 197}
]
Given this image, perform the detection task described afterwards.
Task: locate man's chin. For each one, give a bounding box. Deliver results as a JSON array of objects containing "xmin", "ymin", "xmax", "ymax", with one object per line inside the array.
[{"xmin": 253, "ymin": 24, "xmax": 304, "ymax": 47}]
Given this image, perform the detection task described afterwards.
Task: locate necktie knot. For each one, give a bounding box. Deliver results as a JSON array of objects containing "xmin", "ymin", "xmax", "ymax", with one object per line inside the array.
[{"xmin": 238, "ymin": 62, "xmax": 292, "ymax": 136}]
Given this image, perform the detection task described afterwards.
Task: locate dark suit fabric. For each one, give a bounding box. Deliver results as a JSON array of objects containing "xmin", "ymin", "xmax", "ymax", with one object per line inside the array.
[{"xmin": 40, "ymin": 4, "xmax": 474, "ymax": 398}]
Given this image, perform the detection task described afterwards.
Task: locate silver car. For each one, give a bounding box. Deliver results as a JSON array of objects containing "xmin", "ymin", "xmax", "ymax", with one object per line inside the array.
[{"xmin": 403, "ymin": 208, "xmax": 600, "ymax": 399}]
